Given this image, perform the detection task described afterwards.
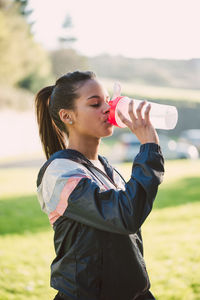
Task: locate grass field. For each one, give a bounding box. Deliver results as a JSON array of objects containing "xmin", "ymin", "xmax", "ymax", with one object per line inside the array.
[{"xmin": 0, "ymin": 159, "xmax": 200, "ymax": 299}]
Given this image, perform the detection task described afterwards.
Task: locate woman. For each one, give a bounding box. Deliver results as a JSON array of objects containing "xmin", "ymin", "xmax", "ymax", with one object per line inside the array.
[{"xmin": 35, "ymin": 71, "xmax": 164, "ymax": 300}]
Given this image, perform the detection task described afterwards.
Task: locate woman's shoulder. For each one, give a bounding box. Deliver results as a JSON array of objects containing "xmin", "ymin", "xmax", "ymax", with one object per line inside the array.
[{"xmin": 36, "ymin": 149, "xmax": 89, "ymax": 188}]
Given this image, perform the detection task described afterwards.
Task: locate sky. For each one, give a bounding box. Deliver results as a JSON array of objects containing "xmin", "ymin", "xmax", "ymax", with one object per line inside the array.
[{"xmin": 28, "ymin": 0, "xmax": 200, "ymax": 59}]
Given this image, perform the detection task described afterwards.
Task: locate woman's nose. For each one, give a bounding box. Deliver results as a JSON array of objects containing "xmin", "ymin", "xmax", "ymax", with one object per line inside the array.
[{"xmin": 103, "ymin": 102, "xmax": 110, "ymax": 114}]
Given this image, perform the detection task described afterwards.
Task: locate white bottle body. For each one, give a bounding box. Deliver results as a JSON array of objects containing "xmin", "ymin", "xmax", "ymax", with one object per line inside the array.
[{"xmin": 115, "ymin": 97, "xmax": 178, "ymax": 130}]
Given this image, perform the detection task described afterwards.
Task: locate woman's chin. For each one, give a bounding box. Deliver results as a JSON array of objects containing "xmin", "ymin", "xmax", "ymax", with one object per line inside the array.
[{"xmin": 102, "ymin": 127, "xmax": 114, "ymax": 137}]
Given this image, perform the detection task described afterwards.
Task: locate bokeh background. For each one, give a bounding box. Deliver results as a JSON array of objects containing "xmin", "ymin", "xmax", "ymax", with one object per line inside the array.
[{"xmin": 0, "ymin": 0, "xmax": 200, "ymax": 299}]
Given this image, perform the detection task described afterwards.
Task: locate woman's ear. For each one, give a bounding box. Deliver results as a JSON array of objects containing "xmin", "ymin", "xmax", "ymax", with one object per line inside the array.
[{"xmin": 59, "ymin": 109, "xmax": 73, "ymax": 125}]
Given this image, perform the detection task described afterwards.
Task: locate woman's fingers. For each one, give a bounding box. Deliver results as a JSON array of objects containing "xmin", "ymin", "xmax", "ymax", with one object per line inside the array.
[
  {"xmin": 118, "ymin": 100, "xmax": 150, "ymax": 128},
  {"xmin": 144, "ymin": 103, "xmax": 151, "ymax": 123},
  {"xmin": 117, "ymin": 110, "xmax": 132, "ymax": 128},
  {"xmin": 128, "ymin": 99, "xmax": 137, "ymax": 122},
  {"xmin": 118, "ymin": 99, "xmax": 159, "ymax": 145},
  {"xmin": 136, "ymin": 101, "xmax": 147, "ymax": 121}
]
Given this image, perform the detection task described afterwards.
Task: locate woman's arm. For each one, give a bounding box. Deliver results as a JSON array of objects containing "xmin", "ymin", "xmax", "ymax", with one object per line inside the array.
[
  {"xmin": 44, "ymin": 142, "xmax": 164, "ymax": 234},
  {"xmin": 38, "ymin": 102, "xmax": 164, "ymax": 233}
]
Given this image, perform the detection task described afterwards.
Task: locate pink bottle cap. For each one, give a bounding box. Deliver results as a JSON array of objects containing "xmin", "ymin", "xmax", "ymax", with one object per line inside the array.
[{"xmin": 108, "ymin": 96, "xmax": 124, "ymax": 127}]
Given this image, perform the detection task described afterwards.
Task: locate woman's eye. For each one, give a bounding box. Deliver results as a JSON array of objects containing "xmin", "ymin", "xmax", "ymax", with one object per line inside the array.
[{"xmin": 91, "ymin": 104, "xmax": 100, "ymax": 107}]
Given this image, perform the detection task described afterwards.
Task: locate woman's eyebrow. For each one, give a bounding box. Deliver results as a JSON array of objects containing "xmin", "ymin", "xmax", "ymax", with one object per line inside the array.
[
  {"xmin": 87, "ymin": 95, "xmax": 100, "ymax": 100},
  {"xmin": 87, "ymin": 95, "xmax": 110, "ymax": 100}
]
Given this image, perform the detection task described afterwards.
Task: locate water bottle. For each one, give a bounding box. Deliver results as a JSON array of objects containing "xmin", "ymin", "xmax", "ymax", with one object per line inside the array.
[{"xmin": 108, "ymin": 96, "xmax": 178, "ymax": 130}]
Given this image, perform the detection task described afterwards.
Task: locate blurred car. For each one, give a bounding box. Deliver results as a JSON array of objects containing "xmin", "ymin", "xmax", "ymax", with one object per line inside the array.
[
  {"xmin": 160, "ymin": 135, "xmax": 199, "ymax": 160},
  {"xmin": 178, "ymin": 129, "xmax": 200, "ymax": 152},
  {"xmin": 118, "ymin": 133, "xmax": 199, "ymax": 162},
  {"xmin": 119, "ymin": 133, "xmax": 141, "ymax": 162}
]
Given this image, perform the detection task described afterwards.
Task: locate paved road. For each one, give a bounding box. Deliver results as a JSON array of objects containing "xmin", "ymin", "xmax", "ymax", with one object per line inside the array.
[{"xmin": 0, "ymin": 158, "xmax": 45, "ymax": 169}]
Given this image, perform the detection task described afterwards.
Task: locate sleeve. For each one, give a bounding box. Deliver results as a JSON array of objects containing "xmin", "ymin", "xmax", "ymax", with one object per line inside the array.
[
  {"xmin": 135, "ymin": 290, "xmax": 156, "ymax": 300},
  {"xmin": 41, "ymin": 143, "xmax": 164, "ymax": 234}
]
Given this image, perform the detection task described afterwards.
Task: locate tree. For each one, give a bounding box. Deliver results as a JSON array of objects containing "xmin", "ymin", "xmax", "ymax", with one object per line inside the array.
[
  {"xmin": 50, "ymin": 48, "xmax": 88, "ymax": 78},
  {"xmin": 14, "ymin": 0, "xmax": 32, "ymax": 17},
  {"xmin": 49, "ymin": 13, "xmax": 88, "ymax": 78},
  {"xmin": 58, "ymin": 14, "xmax": 77, "ymax": 48},
  {"xmin": 0, "ymin": 1, "xmax": 54, "ymax": 92},
  {"xmin": 0, "ymin": 0, "xmax": 8, "ymax": 9}
]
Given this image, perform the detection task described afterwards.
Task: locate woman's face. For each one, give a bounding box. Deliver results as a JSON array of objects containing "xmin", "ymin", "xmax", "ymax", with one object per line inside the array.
[{"xmin": 70, "ymin": 79, "xmax": 113, "ymax": 138}]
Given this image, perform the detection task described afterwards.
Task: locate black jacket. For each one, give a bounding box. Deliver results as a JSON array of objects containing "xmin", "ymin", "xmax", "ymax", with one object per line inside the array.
[{"xmin": 36, "ymin": 143, "xmax": 164, "ymax": 300}]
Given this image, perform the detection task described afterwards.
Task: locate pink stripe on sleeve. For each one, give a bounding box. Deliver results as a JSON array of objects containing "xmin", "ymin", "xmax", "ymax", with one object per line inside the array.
[{"xmin": 49, "ymin": 175, "xmax": 87, "ymax": 225}]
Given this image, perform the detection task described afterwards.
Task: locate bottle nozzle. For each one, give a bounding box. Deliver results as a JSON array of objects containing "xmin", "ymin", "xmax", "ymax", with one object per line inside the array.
[{"xmin": 112, "ymin": 82, "xmax": 121, "ymax": 100}]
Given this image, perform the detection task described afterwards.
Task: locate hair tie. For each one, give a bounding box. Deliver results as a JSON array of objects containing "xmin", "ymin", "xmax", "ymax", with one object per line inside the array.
[{"xmin": 48, "ymin": 85, "xmax": 55, "ymax": 106}]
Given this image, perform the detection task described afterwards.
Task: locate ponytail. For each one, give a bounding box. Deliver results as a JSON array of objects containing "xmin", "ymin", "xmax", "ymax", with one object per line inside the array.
[
  {"xmin": 35, "ymin": 86, "xmax": 66, "ymax": 159},
  {"xmin": 35, "ymin": 71, "xmax": 96, "ymax": 159}
]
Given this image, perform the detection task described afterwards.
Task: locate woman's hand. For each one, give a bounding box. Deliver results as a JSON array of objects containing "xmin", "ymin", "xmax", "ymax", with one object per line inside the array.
[{"xmin": 117, "ymin": 100, "xmax": 159, "ymax": 145}]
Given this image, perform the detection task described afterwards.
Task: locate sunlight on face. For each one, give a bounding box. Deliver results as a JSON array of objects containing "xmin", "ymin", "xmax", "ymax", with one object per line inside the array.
[{"xmin": 71, "ymin": 79, "xmax": 113, "ymax": 139}]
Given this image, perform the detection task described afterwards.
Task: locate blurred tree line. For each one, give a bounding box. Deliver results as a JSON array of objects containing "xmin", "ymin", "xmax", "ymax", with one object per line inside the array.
[
  {"xmin": 88, "ymin": 55, "xmax": 200, "ymax": 90},
  {"xmin": 50, "ymin": 14, "xmax": 88, "ymax": 78},
  {"xmin": 0, "ymin": 0, "xmax": 54, "ymax": 93},
  {"xmin": 0, "ymin": 0, "xmax": 87, "ymax": 110},
  {"xmin": 0, "ymin": 0, "xmax": 199, "ymax": 115}
]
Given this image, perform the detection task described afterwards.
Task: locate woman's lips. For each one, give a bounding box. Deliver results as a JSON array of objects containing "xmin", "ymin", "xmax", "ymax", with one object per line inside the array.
[
  {"xmin": 104, "ymin": 119, "xmax": 113, "ymax": 125},
  {"xmin": 103, "ymin": 116, "xmax": 110, "ymax": 122},
  {"xmin": 102, "ymin": 115, "xmax": 113, "ymax": 125}
]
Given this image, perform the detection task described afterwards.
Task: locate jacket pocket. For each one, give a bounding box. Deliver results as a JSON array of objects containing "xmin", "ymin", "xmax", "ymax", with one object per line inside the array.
[{"xmin": 76, "ymin": 250, "xmax": 103, "ymax": 299}]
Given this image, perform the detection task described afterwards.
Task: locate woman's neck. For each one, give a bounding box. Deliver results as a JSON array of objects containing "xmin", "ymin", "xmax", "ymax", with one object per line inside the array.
[{"xmin": 67, "ymin": 135, "xmax": 101, "ymax": 160}]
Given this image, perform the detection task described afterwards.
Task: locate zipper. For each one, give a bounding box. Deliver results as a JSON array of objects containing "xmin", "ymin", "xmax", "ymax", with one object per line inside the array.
[
  {"xmin": 113, "ymin": 167, "xmax": 126, "ymax": 185},
  {"xmin": 83, "ymin": 164, "xmax": 119, "ymax": 189}
]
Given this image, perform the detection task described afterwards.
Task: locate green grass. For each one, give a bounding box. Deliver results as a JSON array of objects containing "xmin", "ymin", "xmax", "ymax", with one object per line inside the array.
[
  {"xmin": 0, "ymin": 194, "xmax": 49, "ymax": 235},
  {"xmin": 0, "ymin": 167, "xmax": 56, "ymax": 299},
  {"xmin": 0, "ymin": 232, "xmax": 55, "ymax": 300},
  {"xmin": 0, "ymin": 160, "xmax": 200, "ymax": 299},
  {"xmin": 117, "ymin": 159, "xmax": 200, "ymax": 299},
  {"xmin": 143, "ymin": 202, "xmax": 200, "ymax": 300}
]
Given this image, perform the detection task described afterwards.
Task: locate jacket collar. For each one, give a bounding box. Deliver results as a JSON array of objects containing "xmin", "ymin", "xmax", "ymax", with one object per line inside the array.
[{"xmin": 37, "ymin": 148, "xmax": 114, "ymax": 188}]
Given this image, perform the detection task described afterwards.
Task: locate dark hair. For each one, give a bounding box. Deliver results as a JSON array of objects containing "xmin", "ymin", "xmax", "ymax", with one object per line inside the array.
[{"xmin": 35, "ymin": 70, "xmax": 96, "ymax": 159}]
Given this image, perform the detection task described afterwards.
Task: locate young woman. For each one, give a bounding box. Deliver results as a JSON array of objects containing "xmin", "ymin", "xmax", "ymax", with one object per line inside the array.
[{"xmin": 35, "ymin": 71, "xmax": 164, "ymax": 300}]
